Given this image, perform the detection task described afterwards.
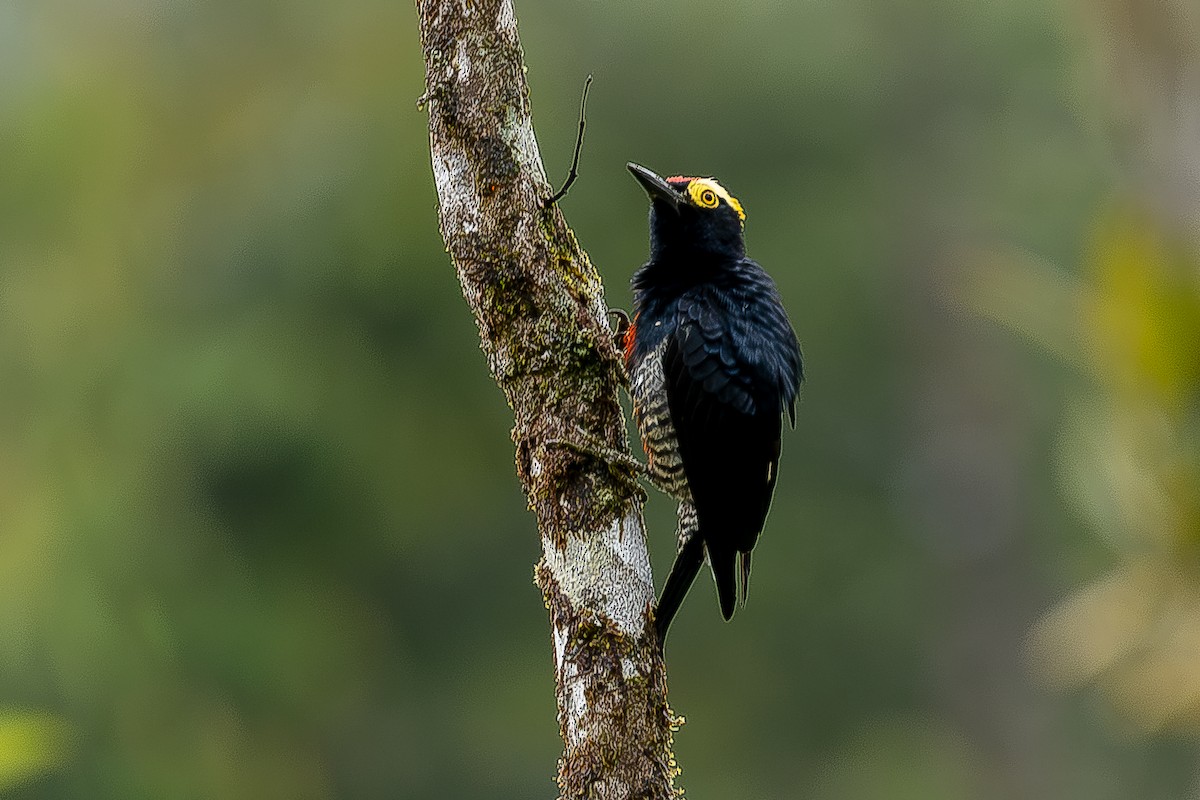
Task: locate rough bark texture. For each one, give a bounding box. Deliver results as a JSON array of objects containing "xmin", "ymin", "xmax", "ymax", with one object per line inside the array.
[{"xmin": 416, "ymin": 1, "xmax": 682, "ymax": 797}]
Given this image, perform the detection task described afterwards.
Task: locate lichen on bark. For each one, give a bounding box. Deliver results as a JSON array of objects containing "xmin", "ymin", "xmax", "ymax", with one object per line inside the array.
[{"xmin": 416, "ymin": 0, "xmax": 681, "ymax": 797}]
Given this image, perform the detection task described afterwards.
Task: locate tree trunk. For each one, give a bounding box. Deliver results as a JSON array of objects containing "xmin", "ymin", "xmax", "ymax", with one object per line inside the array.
[{"xmin": 415, "ymin": 1, "xmax": 681, "ymax": 797}]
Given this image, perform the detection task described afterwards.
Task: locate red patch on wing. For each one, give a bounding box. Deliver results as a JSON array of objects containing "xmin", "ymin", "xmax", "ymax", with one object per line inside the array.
[{"xmin": 623, "ymin": 314, "xmax": 639, "ymax": 364}]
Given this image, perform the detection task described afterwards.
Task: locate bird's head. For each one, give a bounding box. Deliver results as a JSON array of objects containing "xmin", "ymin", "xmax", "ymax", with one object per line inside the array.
[{"xmin": 627, "ymin": 162, "xmax": 747, "ymax": 261}]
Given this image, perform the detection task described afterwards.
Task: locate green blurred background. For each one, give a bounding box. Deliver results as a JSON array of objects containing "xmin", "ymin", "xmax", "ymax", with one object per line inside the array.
[{"xmin": 3, "ymin": 0, "xmax": 1199, "ymax": 797}]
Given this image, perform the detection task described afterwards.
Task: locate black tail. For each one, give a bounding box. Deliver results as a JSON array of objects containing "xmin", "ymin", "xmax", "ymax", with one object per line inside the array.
[
  {"xmin": 709, "ymin": 543, "xmax": 738, "ymax": 621},
  {"xmin": 654, "ymin": 534, "xmax": 705, "ymax": 643}
]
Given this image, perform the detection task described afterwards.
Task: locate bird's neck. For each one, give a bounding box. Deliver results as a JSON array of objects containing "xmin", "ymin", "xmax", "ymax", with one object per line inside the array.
[
  {"xmin": 649, "ymin": 228, "xmax": 746, "ymax": 264},
  {"xmin": 650, "ymin": 243, "xmax": 745, "ymax": 267},
  {"xmin": 635, "ymin": 247, "xmax": 745, "ymax": 295}
]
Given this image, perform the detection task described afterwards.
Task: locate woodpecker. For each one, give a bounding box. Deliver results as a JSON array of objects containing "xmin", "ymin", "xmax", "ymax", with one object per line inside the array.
[{"xmin": 624, "ymin": 162, "xmax": 803, "ymax": 642}]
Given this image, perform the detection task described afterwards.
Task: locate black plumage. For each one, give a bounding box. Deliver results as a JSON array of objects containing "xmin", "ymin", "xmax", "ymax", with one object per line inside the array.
[{"xmin": 624, "ymin": 163, "xmax": 803, "ymax": 641}]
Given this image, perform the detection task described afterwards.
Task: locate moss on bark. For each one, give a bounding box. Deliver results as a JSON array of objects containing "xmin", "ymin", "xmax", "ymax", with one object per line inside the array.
[{"xmin": 417, "ymin": 1, "xmax": 681, "ymax": 797}]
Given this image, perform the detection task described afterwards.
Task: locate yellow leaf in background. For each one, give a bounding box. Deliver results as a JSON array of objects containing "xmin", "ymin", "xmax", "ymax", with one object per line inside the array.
[
  {"xmin": 1085, "ymin": 213, "xmax": 1200, "ymax": 409},
  {"xmin": 0, "ymin": 711, "xmax": 73, "ymax": 792},
  {"xmin": 1026, "ymin": 212, "xmax": 1200, "ymax": 735},
  {"xmin": 1027, "ymin": 561, "xmax": 1161, "ymax": 690},
  {"xmin": 1058, "ymin": 401, "xmax": 1182, "ymax": 550},
  {"xmin": 1107, "ymin": 596, "xmax": 1200, "ymax": 732}
]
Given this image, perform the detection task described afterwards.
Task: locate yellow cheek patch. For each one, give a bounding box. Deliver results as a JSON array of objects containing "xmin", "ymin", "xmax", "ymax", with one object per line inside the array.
[{"xmin": 686, "ymin": 178, "xmax": 746, "ymax": 223}]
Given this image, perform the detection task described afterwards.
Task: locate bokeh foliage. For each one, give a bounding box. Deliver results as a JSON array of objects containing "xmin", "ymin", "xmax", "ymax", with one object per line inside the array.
[
  {"xmin": 1, "ymin": 0, "xmax": 1197, "ymax": 798},
  {"xmin": 1018, "ymin": 215, "xmax": 1200, "ymax": 732}
]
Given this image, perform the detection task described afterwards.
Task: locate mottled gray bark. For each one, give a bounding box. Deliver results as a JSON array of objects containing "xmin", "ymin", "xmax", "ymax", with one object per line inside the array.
[{"xmin": 415, "ymin": 1, "xmax": 682, "ymax": 797}]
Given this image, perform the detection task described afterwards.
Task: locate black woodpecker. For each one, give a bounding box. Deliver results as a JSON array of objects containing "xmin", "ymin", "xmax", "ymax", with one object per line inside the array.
[{"xmin": 624, "ymin": 162, "xmax": 803, "ymax": 642}]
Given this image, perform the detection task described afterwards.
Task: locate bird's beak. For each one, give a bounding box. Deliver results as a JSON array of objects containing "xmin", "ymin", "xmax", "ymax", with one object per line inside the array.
[{"xmin": 627, "ymin": 162, "xmax": 680, "ymax": 212}]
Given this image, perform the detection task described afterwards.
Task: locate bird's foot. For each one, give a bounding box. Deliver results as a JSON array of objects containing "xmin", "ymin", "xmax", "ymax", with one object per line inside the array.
[{"xmin": 542, "ymin": 426, "xmax": 649, "ymax": 496}]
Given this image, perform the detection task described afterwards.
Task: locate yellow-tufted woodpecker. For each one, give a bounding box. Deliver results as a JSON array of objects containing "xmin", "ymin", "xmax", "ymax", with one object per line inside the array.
[{"xmin": 624, "ymin": 163, "xmax": 803, "ymax": 642}]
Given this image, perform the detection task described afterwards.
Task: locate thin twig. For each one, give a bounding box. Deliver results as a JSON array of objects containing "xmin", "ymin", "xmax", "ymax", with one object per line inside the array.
[{"xmin": 543, "ymin": 74, "xmax": 593, "ymax": 207}]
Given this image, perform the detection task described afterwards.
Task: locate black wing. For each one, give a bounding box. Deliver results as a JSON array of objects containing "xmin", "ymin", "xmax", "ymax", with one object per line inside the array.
[{"xmin": 663, "ymin": 295, "xmax": 784, "ymax": 621}]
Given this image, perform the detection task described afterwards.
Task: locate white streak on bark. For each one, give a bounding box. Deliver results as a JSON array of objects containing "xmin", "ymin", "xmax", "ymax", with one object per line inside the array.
[
  {"xmin": 564, "ymin": 669, "xmax": 588, "ymax": 745},
  {"xmin": 496, "ymin": 0, "xmax": 516, "ymax": 36},
  {"xmin": 552, "ymin": 623, "xmax": 567, "ymax": 664},
  {"xmin": 500, "ymin": 105, "xmax": 547, "ymax": 186},
  {"xmin": 455, "ymin": 38, "xmax": 471, "ymax": 83},
  {"xmin": 431, "ymin": 149, "xmax": 480, "ymax": 235},
  {"xmin": 542, "ymin": 508, "xmax": 653, "ymax": 638},
  {"xmin": 550, "ymin": 621, "xmax": 590, "ymax": 745}
]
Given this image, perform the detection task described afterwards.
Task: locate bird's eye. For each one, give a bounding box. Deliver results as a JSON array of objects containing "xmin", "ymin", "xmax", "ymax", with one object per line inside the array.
[{"xmin": 688, "ymin": 182, "xmax": 721, "ymax": 209}]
